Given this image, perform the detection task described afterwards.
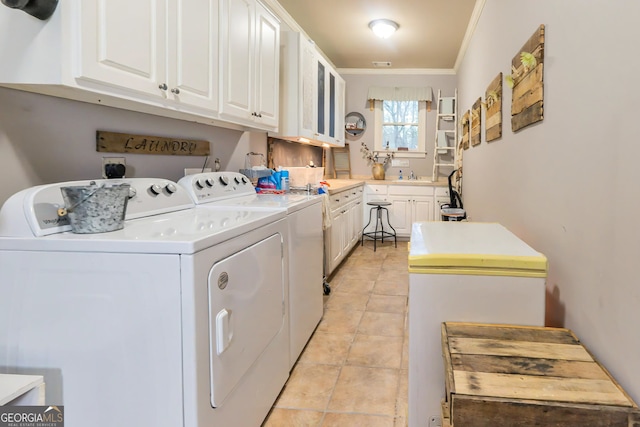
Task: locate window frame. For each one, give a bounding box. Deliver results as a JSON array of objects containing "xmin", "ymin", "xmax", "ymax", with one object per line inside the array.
[{"xmin": 373, "ymin": 99, "xmax": 428, "ymax": 158}]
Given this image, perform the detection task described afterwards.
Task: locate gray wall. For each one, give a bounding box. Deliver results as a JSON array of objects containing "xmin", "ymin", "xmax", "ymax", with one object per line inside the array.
[
  {"xmin": 0, "ymin": 87, "xmax": 268, "ymax": 204},
  {"xmin": 340, "ymin": 73, "xmax": 457, "ymax": 180},
  {"xmin": 458, "ymin": 0, "xmax": 640, "ymax": 401}
]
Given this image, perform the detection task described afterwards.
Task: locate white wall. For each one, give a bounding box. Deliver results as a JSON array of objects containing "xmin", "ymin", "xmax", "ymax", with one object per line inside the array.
[
  {"xmin": 458, "ymin": 0, "xmax": 640, "ymax": 401},
  {"xmin": 0, "ymin": 88, "xmax": 268, "ymax": 204},
  {"xmin": 341, "ymin": 73, "xmax": 457, "ymax": 180}
]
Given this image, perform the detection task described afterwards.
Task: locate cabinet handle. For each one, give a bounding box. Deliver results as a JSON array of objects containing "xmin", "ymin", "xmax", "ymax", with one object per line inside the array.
[
  {"xmin": 171, "ymin": 88, "xmax": 180, "ymax": 94},
  {"xmin": 158, "ymin": 83, "xmax": 168, "ymax": 91}
]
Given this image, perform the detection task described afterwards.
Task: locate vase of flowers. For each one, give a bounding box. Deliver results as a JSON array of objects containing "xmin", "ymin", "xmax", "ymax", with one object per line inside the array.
[
  {"xmin": 360, "ymin": 142, "xmax": 392, "ymax": 180},
  {"xmin": 371, "ymin": 162, "xmax": 386, "ymax": 180}
]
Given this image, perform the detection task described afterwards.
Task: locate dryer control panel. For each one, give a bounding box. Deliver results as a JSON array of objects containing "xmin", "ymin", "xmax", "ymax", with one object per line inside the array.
[{"xmin": 178, "ymin": 172, "xmax": 255, "ymax": 204}]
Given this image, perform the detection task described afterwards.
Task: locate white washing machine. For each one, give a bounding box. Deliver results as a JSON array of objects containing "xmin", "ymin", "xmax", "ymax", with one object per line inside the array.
[
  {"xmin": 0, "ymin": 178, "xmax": 290, "ymax": 427},
  {"xmin": 178, "ymin": 172, "xmax": 323, "ymax": 369}
]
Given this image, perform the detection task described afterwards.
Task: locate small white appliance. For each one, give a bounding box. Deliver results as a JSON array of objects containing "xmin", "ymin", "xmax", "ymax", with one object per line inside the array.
[
  {"xmin": 0, "ymin": 177, "xmax": 290, "ymax": 427},
  {"xmin": 178, "ymin": 171, "xmax": 323, "ymax": 368},
  {"xmin": 407, "ymin": 222, "xmax": 547, "ymax": 427}
]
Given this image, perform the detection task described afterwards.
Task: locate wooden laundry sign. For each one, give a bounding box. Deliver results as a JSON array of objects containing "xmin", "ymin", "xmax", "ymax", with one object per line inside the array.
[{"xmin": 96, "ymin": 131, "xmax": 210, "ymax": 156}]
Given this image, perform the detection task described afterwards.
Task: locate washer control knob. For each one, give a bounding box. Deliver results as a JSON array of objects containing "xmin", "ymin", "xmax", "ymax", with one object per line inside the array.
[
  {"xmin": 234, "ymin": 177, "xmax": 241, "ymax": 184},
  {"xmin": 165, "ymin": 183, "xmax": 177, "ymax": 194},
  {"xmin": 128, "ymin": 187, "xmax": 137, "ymax": 199},
  {"xmin": 195, "ymin": 178, "xmax": 206, "ymax": 189},
  {"xmin": 149, "ymin": 184, "xmax": 162, "ymax": 195},
  {"xmin": 219, "ymin": 175, "xmax": 229, "ymax": 186},
  {"xmin": 205, "ymin": 178, "xmax": 215, "ymax": 187},
  {"xmin": 241, "ymin": 176, "xmax": 248, "ymax": 184}
]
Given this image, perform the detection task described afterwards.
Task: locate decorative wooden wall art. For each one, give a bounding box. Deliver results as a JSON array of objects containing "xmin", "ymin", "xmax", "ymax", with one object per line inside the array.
[
  {"xmin": 485, "ymin": 72, "xmax": 503, "ymax": 142},
  {"xmin": 470, "ymin": 98, "xmax": 481, "ymax": 146},
  {"xmin": 97, "ymin": 131, "xmax": 210, "ymax": 156},
  {"xmin": 510, "ymin": 24, "xmax": 545, "ymax": 132},
  {"xmin": 460, "ymin": 110, "xmax": 470, "ymax": 150}
]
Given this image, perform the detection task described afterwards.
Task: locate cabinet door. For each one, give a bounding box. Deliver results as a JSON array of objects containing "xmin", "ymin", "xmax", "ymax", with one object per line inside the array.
[
  {"xmin": 316, "ymin": 60, "xmax": 326, "ymax": 138},
  {"xmin": 350, "ymin": 199, "xmax": 363, "ymax": 247},
  {"xmin": 413, "ymin": 197, "xmax": 434, "ymax": 223},
  {"xmin": 220, "ymin": 0, "xmax": 254, "ymax": 120},
  {"xmin": 79, "ymin": 0, "xmax": 166, "ymax": 97},
  {"xmin": 387, "ymin": 196, "xmax": 412, "ymax": 236},
  {"xmin": 253, "ymin": 2, "xmax": 279, "ymax": 129},
  {"xmin": 300, "ymin": 38, "xmax": 318, "ymax": 139},
  {"xmin": 168, "ymin": 0, "xmax": 219, "ymax": 111},
  {"xmin": 342, "ymin": 202, "xmax": 353, "ymax": 255},
  {"xmin": 329, "ymin": 210, "xmax": 344, "ymax": 273},
  {"xmin": 334, "ymin": 75, "xmax": 346, "ymax": 147}
]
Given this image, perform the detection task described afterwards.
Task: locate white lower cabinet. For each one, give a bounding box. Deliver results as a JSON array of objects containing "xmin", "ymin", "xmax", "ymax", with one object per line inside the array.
[
  {"xmin": 363, "ymin": 184, "xmax": 436, "ymax": 238},
  {"xmin": 324, "ymin": 185, "xmax": 363, "ymax": 276}
]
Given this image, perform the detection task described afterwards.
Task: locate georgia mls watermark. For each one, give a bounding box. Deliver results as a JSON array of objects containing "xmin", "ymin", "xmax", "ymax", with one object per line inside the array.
[{"xmin": 0, "ymin": 406, "xmax": 63, "ymax": 427}]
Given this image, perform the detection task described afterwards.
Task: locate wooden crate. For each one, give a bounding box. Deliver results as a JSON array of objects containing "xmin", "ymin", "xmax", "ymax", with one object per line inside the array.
[{"xmin": 441, "ymin": 322, "xmax": 640, "ymax": 427}]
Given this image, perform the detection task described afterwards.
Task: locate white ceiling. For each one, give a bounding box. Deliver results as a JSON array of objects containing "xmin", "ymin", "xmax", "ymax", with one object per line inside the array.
[{"xmin": 275, "ymin": 0, "xmax": 478, "ymax": 70}]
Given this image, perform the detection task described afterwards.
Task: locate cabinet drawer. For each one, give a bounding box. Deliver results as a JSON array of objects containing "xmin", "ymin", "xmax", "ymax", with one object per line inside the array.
[
  {"xmin": 388, "ymin": 185, "xmax": 434, "ymax": 197},
  {"xmin": 434, "ymin": 186, "xmax": 451, "ymax": 197}
]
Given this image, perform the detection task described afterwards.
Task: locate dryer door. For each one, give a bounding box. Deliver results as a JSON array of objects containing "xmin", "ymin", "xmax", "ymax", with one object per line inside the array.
[{"xmin": 208, "ymin": 233, "xmax": 285, "ymax": 407}]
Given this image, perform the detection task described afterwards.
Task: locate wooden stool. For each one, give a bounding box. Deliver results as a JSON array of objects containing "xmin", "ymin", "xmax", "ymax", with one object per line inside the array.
[{"xmin": 361, "ymin": 201, "xmax": 397, "ymax": 251}]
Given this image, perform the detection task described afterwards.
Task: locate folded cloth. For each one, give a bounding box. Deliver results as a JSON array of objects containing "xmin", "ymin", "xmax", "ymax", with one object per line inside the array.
[
  {"xmin": 437, "ymin": 130, "xmax": 448, "ymax": 154},
  {"xmin": 320, "ymin": 193, "xmax": 332, "ymax": 230}
]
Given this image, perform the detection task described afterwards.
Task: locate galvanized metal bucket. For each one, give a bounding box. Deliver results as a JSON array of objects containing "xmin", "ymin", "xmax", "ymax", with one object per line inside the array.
[{"xmin": 58, "ymin": 182, "xmax": 130, "ymax": 233}]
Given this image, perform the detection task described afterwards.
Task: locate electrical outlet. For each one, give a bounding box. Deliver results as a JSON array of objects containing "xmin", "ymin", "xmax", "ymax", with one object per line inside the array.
[
  {"xmin": 102, "ymin": 157, "xmax": 126, "ymax": 179},
  {"xmin": 391, "ymin": 159, "xmax": 410, "ymax": 167},
  {"xmin": 184, "ymin": 168, "xmax": 212, "ymax": 176}
]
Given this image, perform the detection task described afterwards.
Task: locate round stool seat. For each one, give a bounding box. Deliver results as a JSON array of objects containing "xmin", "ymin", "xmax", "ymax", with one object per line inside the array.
[{"xmin": 367, "ymin": 201, "xmax": 391, "ymax": 207}]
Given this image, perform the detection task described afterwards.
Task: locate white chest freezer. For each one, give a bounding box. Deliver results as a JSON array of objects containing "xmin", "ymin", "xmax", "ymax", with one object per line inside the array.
[{"xmin": 407, "ymin": 222, "xmax": 547, "ymax": 427}]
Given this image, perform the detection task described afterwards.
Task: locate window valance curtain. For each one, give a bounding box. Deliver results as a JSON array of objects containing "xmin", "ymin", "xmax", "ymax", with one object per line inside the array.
[{"xmin": 367, "ymin": 86, "xmax": 432, "ymax": 110}]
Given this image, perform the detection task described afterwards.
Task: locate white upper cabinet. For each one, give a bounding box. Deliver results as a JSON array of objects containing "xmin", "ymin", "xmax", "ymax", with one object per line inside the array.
[
  {"xmin": 169, "ymin": 0, "xmax": 219, "ymax": 112},
  {"xmin": 78, "ymin": 0, "xmax": 167, "ymax": 98},
  {"xmin": 220, "ymin": 0, "xmax": 279, "ymax": 131},
  {"xmin": 273, "ymin": 31, "xmax": 345, "ymax": 147},
  {"xmin": 79, "ymin": 0, "xmax": 219, "ymax": 113},
  {"xmin": 316, "ymin": 57, "xmax": 345, "ymax": 146},
  {"xmin": 0, "ymin": 0, "xmax": 288, "ymax": 131}
]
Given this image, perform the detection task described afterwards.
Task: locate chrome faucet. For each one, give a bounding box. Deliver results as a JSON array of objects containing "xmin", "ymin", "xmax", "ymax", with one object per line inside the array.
[{"xmin": 409, "ymin": 170, "xmax": 416, "ymax": 180}]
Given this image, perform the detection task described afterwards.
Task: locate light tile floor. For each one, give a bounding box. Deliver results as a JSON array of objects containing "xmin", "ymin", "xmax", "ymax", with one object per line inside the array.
[{"xmin": 264, "ymin": 240, "xmax": 409, "ymax": 427}]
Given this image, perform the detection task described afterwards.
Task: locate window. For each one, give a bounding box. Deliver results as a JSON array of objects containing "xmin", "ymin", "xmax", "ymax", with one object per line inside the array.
[{"xmin": 373, "ymin": 99, "xmax": 428, "ymax": 156}]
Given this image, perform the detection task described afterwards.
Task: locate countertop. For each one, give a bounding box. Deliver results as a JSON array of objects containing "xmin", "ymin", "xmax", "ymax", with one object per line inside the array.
[{"xmin": 324, "ymin": 178, "xmax": 447, "ymax": 194}]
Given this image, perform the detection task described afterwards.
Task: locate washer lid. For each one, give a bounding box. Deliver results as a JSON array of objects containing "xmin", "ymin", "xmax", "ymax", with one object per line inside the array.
[
  {"xmin": 0, "ymin": 207, "xmax": 286, "ymax": 255},
  {"xmin": 202, "ymin": 193, "xmax": 321, "ymax": 214},
  {"xmin": 408, "ymin": 222, "xmax": 547, "ymax": 277}
]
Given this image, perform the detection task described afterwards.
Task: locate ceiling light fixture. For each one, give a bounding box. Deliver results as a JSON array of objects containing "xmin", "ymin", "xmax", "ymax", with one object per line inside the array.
[{"xmin": 369, "ymin": 19, "xmax": 399, "ymax": 39}]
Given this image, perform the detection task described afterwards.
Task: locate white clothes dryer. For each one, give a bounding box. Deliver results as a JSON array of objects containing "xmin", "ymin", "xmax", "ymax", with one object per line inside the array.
[
  {"xmin": 0, "ymin": 178, "xmax": 289, "ymax": 427},
  {"xmin": 178, "ymin": 172, "xmax": 324, "ymax": 368}
]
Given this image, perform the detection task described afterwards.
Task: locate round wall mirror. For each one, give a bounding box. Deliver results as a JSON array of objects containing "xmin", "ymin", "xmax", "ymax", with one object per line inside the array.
[{"xmin": 345, "ymin": 112, "xmax": 366, "ymax": 136}]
